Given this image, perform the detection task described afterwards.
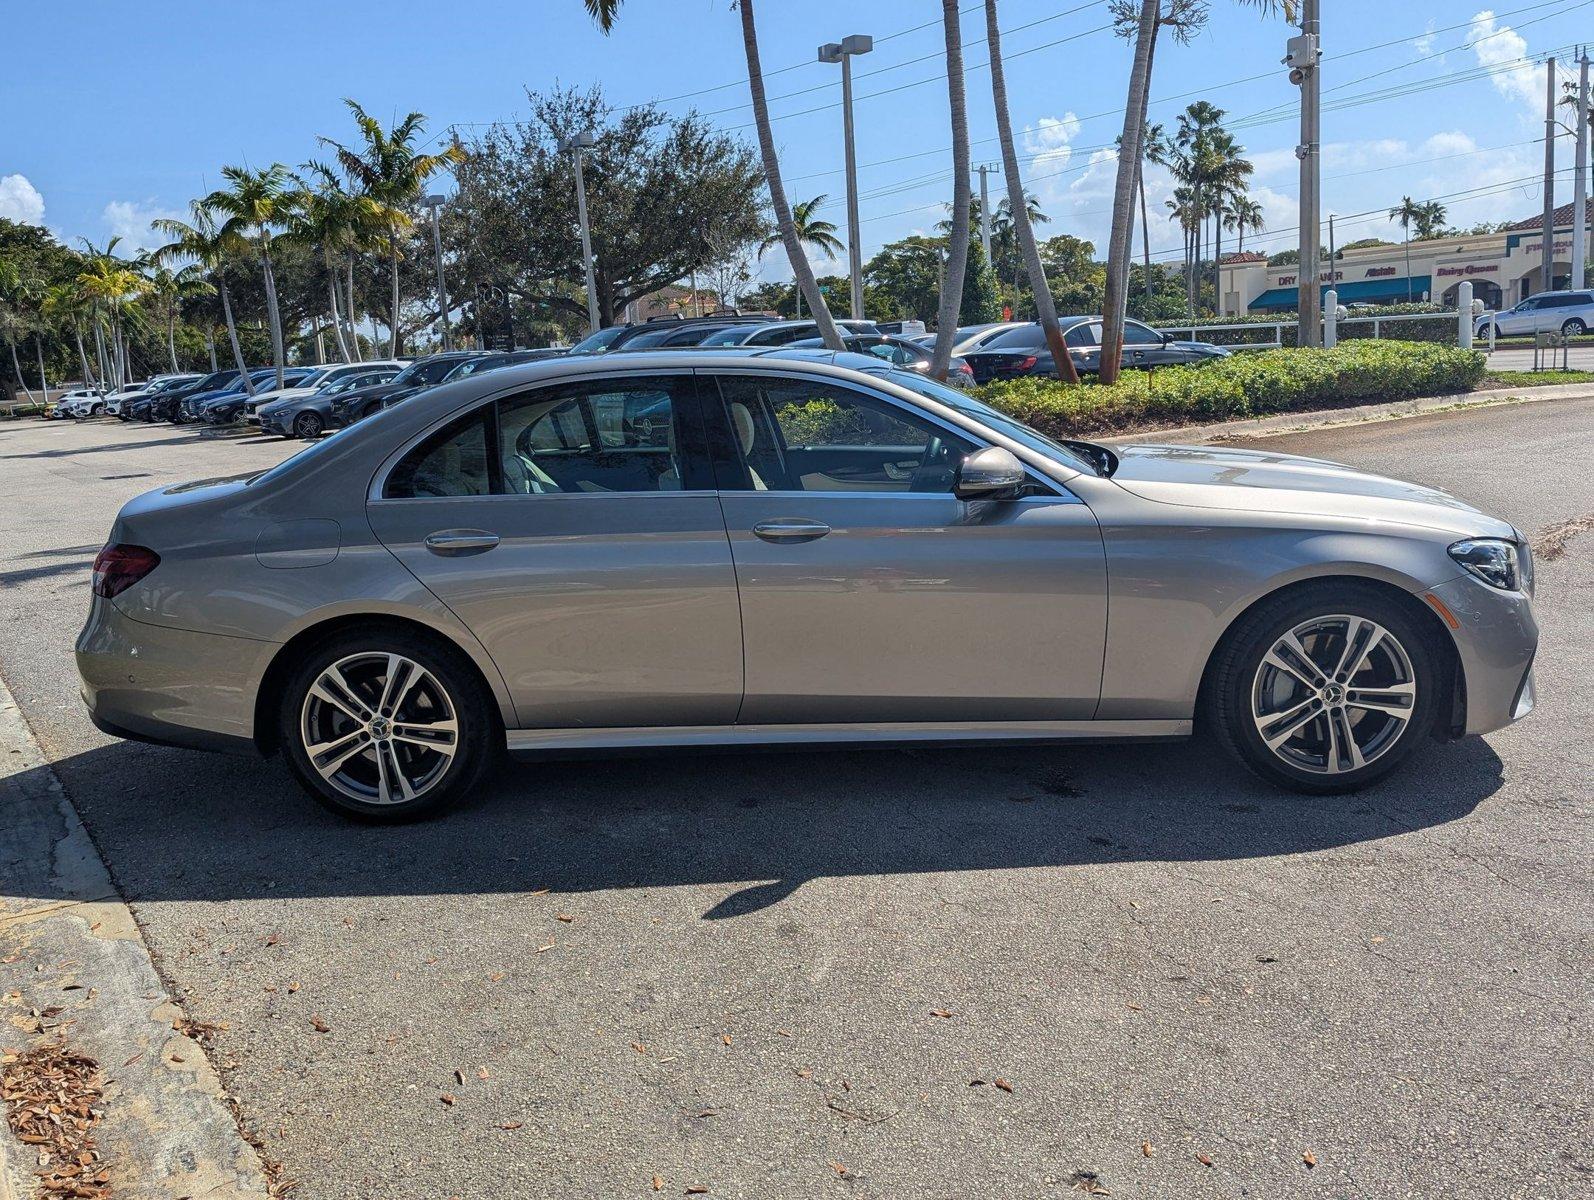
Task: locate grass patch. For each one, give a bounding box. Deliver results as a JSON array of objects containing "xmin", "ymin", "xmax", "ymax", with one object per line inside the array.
[
  {"xmin": 974, "ymin": 340, "xmax": 1487, "ymax": 437},
  {"xmin": 1476, "ymin": 369, "xmax": 1594, "ymax": 390}
]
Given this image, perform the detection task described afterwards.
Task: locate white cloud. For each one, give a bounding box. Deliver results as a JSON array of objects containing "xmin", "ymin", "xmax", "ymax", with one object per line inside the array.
[
  {"xmin": 1467, "ymin": 10, "xmax": 1540, "ymax": 109},
  {"xmin": 0, "ymin": 174, "xmax": 45, "ymax": 225},
  {"xmin": 1413, "ymin": 20, "xmax": 1439, "ymax": 59},
  {"xmin": 1023, "ymin": 112, "xmax": 1084, "ymax": 184},
  {"xmin": 101, "ymin": 199, "xmax": 182, "ymax": 254}
]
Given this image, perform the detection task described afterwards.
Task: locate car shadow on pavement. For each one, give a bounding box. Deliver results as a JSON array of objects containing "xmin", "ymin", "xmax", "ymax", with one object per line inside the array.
[{"xmin": 28, "ymin": 731, "xmax": 1506, "ymax": 920}]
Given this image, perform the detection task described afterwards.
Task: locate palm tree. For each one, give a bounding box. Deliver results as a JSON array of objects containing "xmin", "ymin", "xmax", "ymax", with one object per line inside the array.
[
  {"xmin": 1204, "ymin": 131, "xmax": 1252, "ymax": 316},
  {"xmin": 41, "ymin": 282, "xmax": 97, "ymax": 390},
  {"xmin": 205, "ymin": 164, "xmax": 295, "ymax": 390},
  {"xmin": 1140, "ymin": 122, "xmax": 1172, "ymax": 310},
  {"xmin": 985, "ymin": 0, "xmax": 1078, "ymax": 382},
  {"xmin": 1414, "ymin": 199, "xmax": 1448, "ymax": 241},
  {"xmin": 288, "ymin": 164, "xmax": 379, "ymax": 363},
  {"xmin": 1226, "ymin": 195, "xmax": 1265, "ymax": 256},
  {"xmin": 583, "ymin": 0, "xmax": 844, "ymax": 348},
  {"xmin": 756, "ymin": 196, "xmax": 844, "ymax": 318},
  {"xmin": 1101, "ymin": 0, "xmax": 1293, "ymax": 383},
  {"xmin": 319, "ymin": 101, "xmax": 464, "ymax": 357},
  {"xmin": 151, "ymin": 201, "xmax": 253, "ymax": 385},
  {"xmin": 144, "ymin": 262, "xmax": 212, "ymax": 373},
  {"xmin": 75, "ymin": 240, "xmax": 149, "ymax": 391},
  {"xmin": 929, "ymin": 0, "xmax": 972, "ymax": 382},
  {"xmin": 1389, "ymin": 195, "xmax": 1422, "ymax": 302}
]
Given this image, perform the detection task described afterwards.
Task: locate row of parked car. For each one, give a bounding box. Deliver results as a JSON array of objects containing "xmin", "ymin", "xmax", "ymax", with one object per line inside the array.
[{"xmin": 44, "ymin": 312, "xmax": 1229, "ymax": 438}]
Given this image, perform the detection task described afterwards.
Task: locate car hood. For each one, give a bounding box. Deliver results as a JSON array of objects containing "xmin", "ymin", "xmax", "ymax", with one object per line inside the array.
[
  {"xmin": 1108, "ymin": 443, "xmax": 1515, "ymax": 538},
  {"xmin": 1164, "ymin": 340, "xmax": 1230, "ymax": 355},
  {"xmin": 247, "ymin": 386, "xmax": 313, "ymax": 405}
]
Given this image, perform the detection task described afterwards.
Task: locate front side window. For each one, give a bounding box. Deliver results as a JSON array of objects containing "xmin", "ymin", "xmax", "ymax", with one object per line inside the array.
[
  {"xmin": 713, "ymin": 375, "xmax": 975, "ymax": 494},
  {"xmin": 1064, "ymin": 323, "xmax": 1099, "ymax": 347},
  {"xmin": 1123, "ymin": 321, "xmax": 1164, "ymax": 345}
]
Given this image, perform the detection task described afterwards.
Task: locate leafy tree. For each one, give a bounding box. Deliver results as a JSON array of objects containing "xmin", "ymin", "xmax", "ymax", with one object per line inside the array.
[
  {"xmin": 959, "ymin": 238, "xmax": 1002, "ymax": 325},
  {"xmin": 865, "ymin": 236, "xmax": 944, "ymax": 324},
  {"xmin": 1038, "ymin": 234, "xmax": 1106, "ymax": 314},
  {"xmin": 446, "ymin": 85, "xmax": 766, "ymax": 331},
  {"xmin": 152, "ymin": 202, "xmax": 256, "ymax": 384},
  {"xmin": 204, "ymin": 165, "xmax": 296, "ymax": 388}
]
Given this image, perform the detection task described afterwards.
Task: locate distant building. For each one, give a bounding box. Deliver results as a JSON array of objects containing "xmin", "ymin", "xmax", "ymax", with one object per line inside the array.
[{"xmin": 1218, "ymin": 204, "xmax": 1594, "ymax": 316}]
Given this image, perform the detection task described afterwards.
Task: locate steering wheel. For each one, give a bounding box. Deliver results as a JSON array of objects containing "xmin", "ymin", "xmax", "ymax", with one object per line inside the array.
[{"xmin": 905, "ymin": 433, "xmax": 953, "ymax": 493}]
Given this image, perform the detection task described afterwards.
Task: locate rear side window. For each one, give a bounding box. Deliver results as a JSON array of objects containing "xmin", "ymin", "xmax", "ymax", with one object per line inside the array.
[
  {"xmin": 384, "ymin": 410, "xmax": 495, "ymax": 498},
  {"xmin": 498, "ymin": 378, "xmax": 695, "ymax": 494},
  {"xmin": 983, "ymin": 325, "xmax": 1045, "ymax": 349}
]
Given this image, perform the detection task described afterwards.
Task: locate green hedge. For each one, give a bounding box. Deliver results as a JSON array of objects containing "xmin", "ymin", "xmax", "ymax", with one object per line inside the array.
[{"xmin": 973, "ymin": 340, "xmax": 1486, "ymax": 436}]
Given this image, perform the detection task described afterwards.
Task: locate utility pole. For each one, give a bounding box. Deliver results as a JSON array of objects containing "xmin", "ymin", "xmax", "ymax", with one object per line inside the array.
[
  {"xmin": 560, "ymin": 131, "xmax": 602, "ymax": 333},
  {"xmin": 421, "ymin": 194, "xmax": 451, "ymax": 352},
  {"xmin": 820, "ymin": 35, "xmax": 873, "ymax": 320},
  {"xmin": 1543, "ymin": 57, "xmax": 1558, "ymax": 296},
  {"xmin": 978, "ymin": 164, "xmax": 993, "ymax": 267},
  {"xmin": 1574, "ymin": 49, "xmax": 1590, "ymax": 290},
  {"xmin": 1289, "ymin": 0, "xmax": 1322, "ymax": 345}
]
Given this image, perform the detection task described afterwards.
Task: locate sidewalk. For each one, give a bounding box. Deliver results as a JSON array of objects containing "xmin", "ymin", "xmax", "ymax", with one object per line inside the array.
[{"xmin": 0, "ymin": 676, "xmax": 272, "ymax": 1199}]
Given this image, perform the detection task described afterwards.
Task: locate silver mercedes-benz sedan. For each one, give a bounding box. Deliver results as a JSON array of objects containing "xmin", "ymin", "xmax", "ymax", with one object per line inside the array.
[{"xmin": 77, "ymin": 350, "xmax": 1538, "ymax": 820}]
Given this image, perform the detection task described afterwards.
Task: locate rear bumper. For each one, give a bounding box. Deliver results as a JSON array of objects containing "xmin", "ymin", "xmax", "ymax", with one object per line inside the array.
[
  {"xmin": 1425, "ymin": 574, "xmax": 1539, "ymax": 736},
  {"xmin": 76, "ymin": 597, "xmax": 272, "ymax": 756}
]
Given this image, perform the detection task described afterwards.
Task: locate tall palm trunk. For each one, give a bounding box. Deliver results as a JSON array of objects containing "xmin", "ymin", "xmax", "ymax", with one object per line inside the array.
[
  {"xmin": 259, "ymin": 237, "xmax": 286, "ymax": 390},
  {"xmin": 218, "ymin": 276, "xmax": 253, "ymax": 392},
  {"xmin": 206, "ymin": 330, "xmax": 218, "ymax": 373},
  {"xmin": 344, "ymin": 257, "xmax": 364, "ymax": 361},
  {"xmin": 739, "ymin": 0, "xmax": 843, "ymax": 349},
  {"xmin": 34, "ymin": 335, "xmax": 48, "ymax": 393},
  {"xmin": 1100, "ymin": 0, "xmax": 1159, "ymax": 385},
  {"xmin": 92, "ymin": 314, "xmax": 110, "ymax": 390},
  {"xmin": 167, "ymin": 306, "xmax": 180, "ymax": 373},
  {"xmin": 326, "ymin": 262, "xmax": 352, "ymax": 362},
  {"xmin": 74, "ymin": 325, "xmax": 94, "ymax": 389},
  {"xmin": 930, "ymin": 0, "xmax": 972, "ymax": 382},
  {"xmin": 985, "ymin": 0, "xmax": 1077, "ymax": 383},
  {"xmin": 387, "ymin": 231, "xmax": 402, "ymax": 357},
  {"xmin": 1139, "ymin": 167, "xmax": 1152, "ymax": 311},
  {"xmin": 8, "ymin": 341, "xmax": 35, "ymax": 403},
  {"xmin": 1212, "ymin": 202, "xmax": 1224, "ymax": 317}
]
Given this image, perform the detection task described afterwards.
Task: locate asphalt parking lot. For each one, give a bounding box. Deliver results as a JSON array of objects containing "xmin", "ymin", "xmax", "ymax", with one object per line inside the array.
[{"xmin": 1, "ymin": 406, "xmax": 1590, "ymax": 1199}]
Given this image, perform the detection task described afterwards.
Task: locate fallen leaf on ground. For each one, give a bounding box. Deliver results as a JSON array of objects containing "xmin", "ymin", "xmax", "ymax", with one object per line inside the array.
[
  {"xmin": 439, "ymin": 1093, "xmax": 455, "ymax": 1106},
  {"xmin": 685, "ymin": 1187, "xmax": 709, "ymax": 1195},
  {"xmin": 930, "ymin": 1009, "xmax": 954, "ymax": 1019},
  {"xmin": 536, "ymin": 941, "xmax": 556, "ymax": 954},
  {"xmin": 454, "ymin": 1069, "xmax": 465, "ymax": 1086},
  {"xmin": 720, "ymin": 1034, "xmax": 732, "ymax": 1046},
  {"xmin": 556, "ymin": 914, "xmax": 574, "ymax": 923},
  {"xmin": 1302, "ymin": 1150, "xmax": 1317, "ymax": 1168},
  {"xmin": 309, "ymin": 1017, "xmax": 329, "ymax": 1034},
  {"xmin": 1126, "ymin": 1003, "xmax": 1143, "ymax": 1011},
  {"xmin": 632, "ymin": 1042, "xmax": 647, "ymax": 1054},
  {"xmin": 1196, "ymin": 1153, "xmax": 1213, "ymax": 1167},
  {"xmin": 795, "ymin": 1068, "xmax": 813, "ymax": 1079},
  {"xmin": 652, "ymin": 1177, "xmax": 664, "ymax": 1192},
  {"xmin": 477, "ymin": 1066, "xmax": 490, "ymax": 1080},
  {"xmin": 263, "ymin": 933, "xmax": 280, "ymax": 946},
  {"xmin": 488, "ymin": 972, "xmax": 505, "ymax": 983},
  {"xmin": 693, "ymin": 1108, "xmax": 717, "ymax": 1119},
  {"xmin": 499, "ymin": 1120, "xmax": 522, "ymax": 1130},
  {"xmin": 828, "ymin": 1160, "xmax": 848, "ymax": 1177},
  {"xmin": 994, "ymin": 1078, "xmax": 1013, "ymax": 1093},
  {"xmin": 1141, "ymin": 1142, "xmax": 1153, "ymax": 1157}
]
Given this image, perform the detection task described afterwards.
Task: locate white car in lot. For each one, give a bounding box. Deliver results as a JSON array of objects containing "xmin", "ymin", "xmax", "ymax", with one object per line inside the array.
[
  {"xmin": 104, "ymin": 375, "xmax": 202, "ymax": 417},
  {"xmin": 1475, "ymin": 289, "xmax": 1594, "ymax": 339},
  {"xmin": 242, "ymin": 360, "xmax": 403, "ymax": 423},
  {"xmin": 47, "ymin": 388, "xmax": 105, "ymax": 418}
]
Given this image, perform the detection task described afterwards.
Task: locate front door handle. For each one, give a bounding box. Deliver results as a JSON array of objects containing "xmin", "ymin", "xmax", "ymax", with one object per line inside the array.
[
  {"xmin": 752, "ymin": 519, "xmax": 831, "ymax": 543},
  {"xmin": 424, "ymin": 529, "xmax": 500, "ymax": 556}
]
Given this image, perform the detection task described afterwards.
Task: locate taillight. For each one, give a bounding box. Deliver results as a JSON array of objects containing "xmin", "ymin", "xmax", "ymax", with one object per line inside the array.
[
  {"xmin": 957, "ymin": 360, "xmax": 974, "ymax": 375},
  {"xmin": 92, "ymin": 543, "xmax": 161, "ymax": 598},
  {"xmin": 1015, "ymin": 355, "xmax": 1037, "ymax": 370}
]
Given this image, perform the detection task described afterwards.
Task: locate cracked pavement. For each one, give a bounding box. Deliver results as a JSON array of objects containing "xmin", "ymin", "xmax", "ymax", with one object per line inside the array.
[{"xmin": 0, "ymin": 402, "xmax": 1589, "ymax": 1198}]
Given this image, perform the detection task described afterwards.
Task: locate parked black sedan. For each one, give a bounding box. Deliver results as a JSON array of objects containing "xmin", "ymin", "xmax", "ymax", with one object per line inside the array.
[
  {"xmin": 127, "ymin": 369, "xmax": 243, "ymax": 422},
  {"xmin": 961, "ymin": 318, "xmax": 1229, "ymax": 384},
  {"xmin": 256, "ymin": 366, "xmax": 404, "ymax": 438},
  {"xmin": 324, "ymin": 351, "xmax": 489, "ymax": 429}
]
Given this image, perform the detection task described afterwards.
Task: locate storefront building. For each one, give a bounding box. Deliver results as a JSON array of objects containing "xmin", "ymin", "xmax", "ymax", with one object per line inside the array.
[{"xmin": 1219, "ymin": 204, "xmax": 1594, "ymax": 316}]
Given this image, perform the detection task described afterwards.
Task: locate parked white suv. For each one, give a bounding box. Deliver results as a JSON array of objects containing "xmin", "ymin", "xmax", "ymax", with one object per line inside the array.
[
  {"xmin": 48, "ymin": 388, "xmax": 105, "ymax": 418},
  {"xmin": 1476, "ymin": 289, "xmax": 1594, "ymax": 339}
]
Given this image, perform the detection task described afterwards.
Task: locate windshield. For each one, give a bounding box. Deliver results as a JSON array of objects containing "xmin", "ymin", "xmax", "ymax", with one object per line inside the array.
[
  {"xmin": 567, "ymin": 327, "xmax": 629, "ymax": 355},
  {"xmin": 876, "ymin": 369, "xmax": 1095, "ymax": 474},
  {"xmin": 699, "ymin": 326, "xmax": 755, "ymax": 346}
]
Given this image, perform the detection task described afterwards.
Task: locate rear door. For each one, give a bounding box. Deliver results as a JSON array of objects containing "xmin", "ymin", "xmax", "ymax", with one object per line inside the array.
[
  {"xmin": 367, "ymin": 373, "xmax": 744, "ymax": 730},
  {"xmin": 703, "ymin": 369, "xmax": 1107, "ymax": 725}
]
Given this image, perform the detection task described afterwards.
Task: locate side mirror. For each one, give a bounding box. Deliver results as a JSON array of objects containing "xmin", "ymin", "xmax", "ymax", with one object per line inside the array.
[
  {"xmin": 954, "ymin": 446, "xmax": 1025, "ymax": 501},
  {"xmin": 1161, "ymin": 332, "xmax": 1174, "ymax": 344}
]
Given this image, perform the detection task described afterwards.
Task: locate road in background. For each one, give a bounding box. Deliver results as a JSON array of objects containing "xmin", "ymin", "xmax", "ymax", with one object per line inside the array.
[{"xmin": 0, "ymin": 410, "xmax": 1589, "ymax": 1199}]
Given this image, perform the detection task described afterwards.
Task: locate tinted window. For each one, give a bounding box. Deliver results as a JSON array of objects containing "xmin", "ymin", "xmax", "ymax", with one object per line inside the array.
[
  {"xmin": 1065, "ymin": 323, "xmax": 1099, "ymax": 347},
  {"xmin": 982, "ymin": 324, "xmax": 1045, "ymax": 349},
  {"xmin": 749, "ymin": 325, "xmax": 812, "ymax": 346},
  {"xmin": 496, "ymin": 377, "xmax": 695, "ymax": 494},
  {"xmin": 1123, "ymin": 321, "xmax": 1163, "ymax": 345},
  {"xmin": 714, "ymin": 375, "xmax": 974, "ymax": 494},
  {"xmin": 567, "ymin": 327, "xmax": 628, "ymax": 355},
  {"xmin": 616, "ymin": 327, "xmax": 680, "ymax": 349},
  {"xmin": 385, "ymin": 410, "xmax": 494, "ymax": 498}
]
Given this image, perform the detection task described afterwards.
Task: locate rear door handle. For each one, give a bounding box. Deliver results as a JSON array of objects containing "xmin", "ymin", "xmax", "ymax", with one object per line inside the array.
[
  {"xmin": 752, "ymin": 519, "xmax": 831, "ymax": 543},
  {"xmin": 424, "ymin": 529, "xmax": 500, "ymax": 556}
]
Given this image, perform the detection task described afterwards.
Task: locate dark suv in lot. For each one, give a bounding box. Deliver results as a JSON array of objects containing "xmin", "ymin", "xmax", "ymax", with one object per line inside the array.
[{"xmin": 325, "ymin": 351, "xmax": 489, "ymax": 429}]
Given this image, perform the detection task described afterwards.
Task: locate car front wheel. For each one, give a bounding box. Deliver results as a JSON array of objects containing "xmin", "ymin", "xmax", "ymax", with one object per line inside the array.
[
  {"xmin": 1206, "ymin": 583, "xmax": 1440, "ymax": 794},
  {"xmin": 293, "ymin": 411, "xmax": 323, "ymax": 439},
  {"xmin": 278, "ymin": 631, "xmax": 496, "ymax": 820}
]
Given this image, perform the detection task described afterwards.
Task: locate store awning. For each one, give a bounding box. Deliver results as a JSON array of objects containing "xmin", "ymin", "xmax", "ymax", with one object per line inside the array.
[{"xmin": 1250, "ymin": 275, "xmax": 1433, "ymax": 311}]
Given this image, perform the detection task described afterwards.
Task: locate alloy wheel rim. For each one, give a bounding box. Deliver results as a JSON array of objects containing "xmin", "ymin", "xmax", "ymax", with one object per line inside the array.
[
  {"xmin": 295, "ymin": 414, "xmax": 319, "ymax": 437},
  {"xmin": 1250, "ymin": 614, "xmax": 1417, "ymax": 775},
  {"xmin": 299, "ymin": 652, "xmax": 459, "ymax": 805}
]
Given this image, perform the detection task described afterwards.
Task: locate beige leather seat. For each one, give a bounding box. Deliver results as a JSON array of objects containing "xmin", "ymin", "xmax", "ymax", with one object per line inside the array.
[{"xmin": 729, "ymin": 401, "xmax": 768, "ymax": 491}]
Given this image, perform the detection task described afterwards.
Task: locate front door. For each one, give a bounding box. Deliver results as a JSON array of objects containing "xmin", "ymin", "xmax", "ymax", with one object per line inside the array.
[
  {"xmin": 367, "ymin": 373, "xmax": 743, "ymax": 730},
  {"xmin": 704, "ymin": 370, "xmax": 1108, "ymax": 725}
]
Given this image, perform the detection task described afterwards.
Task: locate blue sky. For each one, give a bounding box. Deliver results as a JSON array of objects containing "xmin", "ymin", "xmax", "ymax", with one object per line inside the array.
[{"xmin": 2, "ymin": 1, "xmax": 1589, "ymax": 281}]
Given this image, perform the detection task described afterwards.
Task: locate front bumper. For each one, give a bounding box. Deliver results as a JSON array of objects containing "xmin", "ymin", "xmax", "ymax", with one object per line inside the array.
[
  {"xmin": 1425, "ymin": 573, "xmax": 1539, "ymax": 736},
  {"xmin": 76, "ymin": 596, "xmax": 273, "ymax": 755}
]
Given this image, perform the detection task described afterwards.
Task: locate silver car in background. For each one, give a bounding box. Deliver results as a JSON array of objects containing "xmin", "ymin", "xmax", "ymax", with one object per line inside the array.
[
  {"xmin": 78, "ymin": 351, "xmax": 1538, "ymax": 820},
  {"xmin": 1475, "ymin": 288, "xmax": 1594, "ymax": 339}
]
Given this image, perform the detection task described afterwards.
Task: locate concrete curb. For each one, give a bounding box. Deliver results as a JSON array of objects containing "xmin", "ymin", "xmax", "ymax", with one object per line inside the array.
[
  {"xmin": 0, "ymin": 678, "xmax": 271, "ymax": 1199},
  {"xmin": 1100, "ymin": 381, "xmax": 1594, "ymax": 446}
]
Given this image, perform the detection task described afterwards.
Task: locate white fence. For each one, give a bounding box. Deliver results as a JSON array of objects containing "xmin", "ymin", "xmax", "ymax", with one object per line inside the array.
[{"xmin": 1152, "ymin": 309, "xmax": 1472, "ymax": 352}]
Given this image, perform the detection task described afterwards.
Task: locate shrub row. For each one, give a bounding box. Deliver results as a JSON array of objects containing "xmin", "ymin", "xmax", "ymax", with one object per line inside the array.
[{"xmin": 973, "ymin": 340, "xmax": 1486, "ymax": 437}]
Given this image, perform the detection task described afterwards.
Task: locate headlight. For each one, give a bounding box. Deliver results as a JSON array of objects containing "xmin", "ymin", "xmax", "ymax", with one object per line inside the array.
[{"xmin": 1449, "ymin": 538, "xmax": 1525, "ymax": 591}]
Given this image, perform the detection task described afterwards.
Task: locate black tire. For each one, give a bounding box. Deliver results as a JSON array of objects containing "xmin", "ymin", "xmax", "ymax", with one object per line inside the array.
[
  {"xmin": 1204, "ymin": 582, "xmax": 1441, "ymax": 795},
  {"xmin": 277, "ymin": 629, "xmax": 498, "ymax": 821},
  {"xmin": 293, "ymin": 411, "xmax": 323, "ymax": 439},
  {"xmin": 1562, "ymin": 318, "xmax": 1585, "ymax": 338},
  {"xmin": 360, "ymin": 401, "xmax": 382, "ymax": 421}
]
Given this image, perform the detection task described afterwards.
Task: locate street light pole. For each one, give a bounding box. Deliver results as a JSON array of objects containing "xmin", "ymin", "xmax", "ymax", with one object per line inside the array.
[
  {"xmin": 421, "ymin": 194, "xmax": 451, "ymax": 352},
  {"xmin": 560, "ymin": 131, "xmax": 602, "ymax": 334},
  {"xmin": 1288, "ymin": 0, "xmax": 1322, "ymax": 346},
  {"xmin": 1574, "ymin": 49, "xmax": 1590, "ymax": 290},
  {"xmin": 819, "ymin": 34, "xmax": 872, "ymax": 321},
  {"xmin": 977, "ymin": 164, "xmax": 993, "ymax": 267}
]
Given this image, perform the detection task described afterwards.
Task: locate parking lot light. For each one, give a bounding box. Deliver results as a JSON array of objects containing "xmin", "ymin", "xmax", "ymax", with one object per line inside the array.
[{"xmin": 819, "ymin": 34, "xmax": 872, "ymax": 321}]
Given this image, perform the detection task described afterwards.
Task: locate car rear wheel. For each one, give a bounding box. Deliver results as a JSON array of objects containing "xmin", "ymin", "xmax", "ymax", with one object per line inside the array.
[
  {"xmin": 1561, "ymin": 318, "xmax": 1585, "ymax": 337},
  {"xmin": 1205, "ymin": 583, "xmax": 1439, "ymax": 794},
  {"xmin": 292, "ymin": 411, "xmax": 324, "ymax": 439},
  {"xmin": 278, "ymin": 631, "xmax": 496, "ymax": 821}
]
